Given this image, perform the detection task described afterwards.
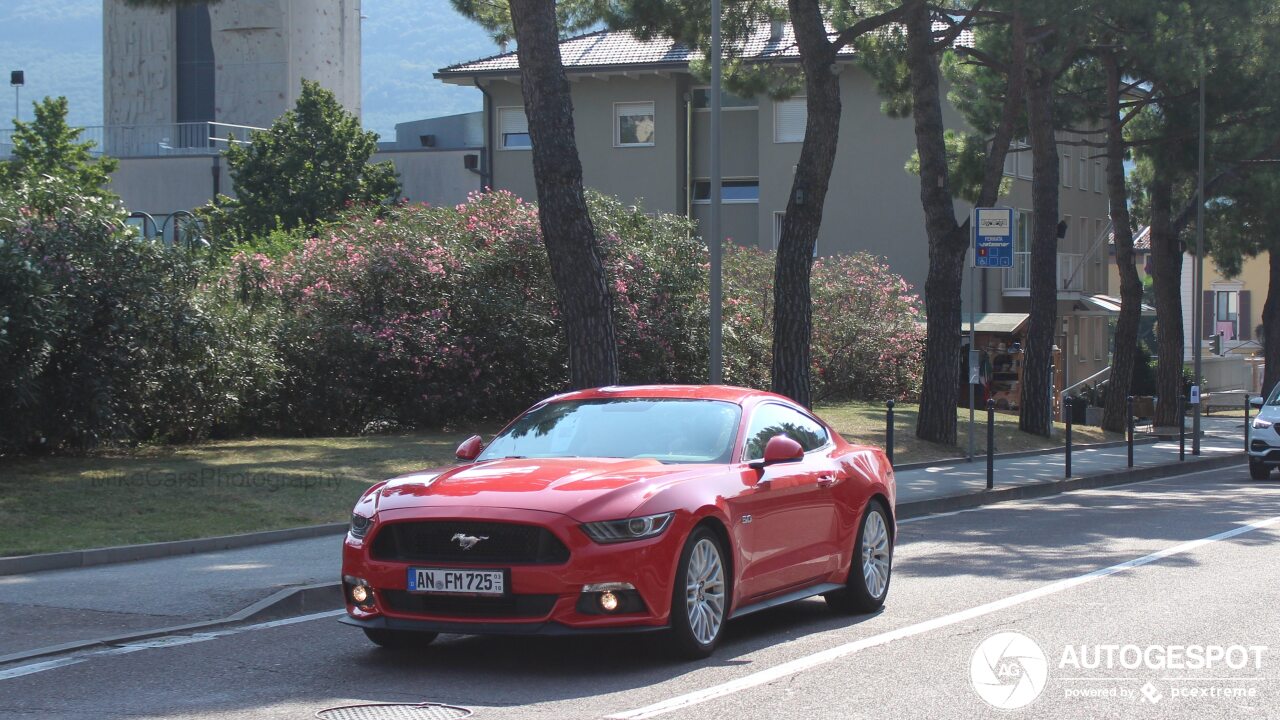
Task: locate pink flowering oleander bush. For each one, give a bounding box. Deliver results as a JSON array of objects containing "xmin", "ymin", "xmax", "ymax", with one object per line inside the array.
[
  {"xmin": 223, "ymin": 190, "xmax": 923, "ymax": 434},
  {"xmin": 0, "ymin": 177, "xmax": 281, "ymax": 453},
  {"xmin": 224, "ymin": 191, "xmax": 710, "ymax": 434},
  {"xmin": 717, "ymin": 242, "xmax": 924, "ymax": 403}
]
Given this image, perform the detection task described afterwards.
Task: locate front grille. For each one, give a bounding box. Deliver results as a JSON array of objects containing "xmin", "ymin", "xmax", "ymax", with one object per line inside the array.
[
  {"xmin": 381, "ymin": 590, "xmax": 557, "ymax": 618},
  {"xmin": 371, "ymin": 521, "xmax": 570, "ymax": 564}
]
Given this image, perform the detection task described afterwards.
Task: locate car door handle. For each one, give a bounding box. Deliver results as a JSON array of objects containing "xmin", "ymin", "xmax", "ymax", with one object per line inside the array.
[{"xmin": 817, "ymin": 475, "xmax": 837, "ymax": 488}]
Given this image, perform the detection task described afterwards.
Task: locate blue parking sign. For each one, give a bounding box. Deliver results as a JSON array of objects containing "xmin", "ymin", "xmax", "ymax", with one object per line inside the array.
[{"xmin": 973, "ymin": 208, "xmax": 1015, "ymax": 268}]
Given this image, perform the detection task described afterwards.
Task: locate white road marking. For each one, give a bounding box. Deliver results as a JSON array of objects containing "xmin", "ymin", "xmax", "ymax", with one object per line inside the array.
[
  {"xmin": 607, "ymin": 512, "xmax": 1280, "ymax": 720},
  {"xmin": 0, "ymin": 609, "xmax": 344, "ymax": 682}
]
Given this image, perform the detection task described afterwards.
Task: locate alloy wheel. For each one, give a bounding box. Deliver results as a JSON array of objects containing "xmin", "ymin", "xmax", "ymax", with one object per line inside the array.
[
  {"xmin": 861, "ymin": 509, "xmax": 891, "ymax": 599},
  {"xmin": 684, "ymin": 537, "xmax": 726, "ymax": 645}
]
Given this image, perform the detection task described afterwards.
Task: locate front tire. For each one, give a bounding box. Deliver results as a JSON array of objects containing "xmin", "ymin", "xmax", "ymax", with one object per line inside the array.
[
  {"xmin": 826, "ymin": 500, "xmax": 892, "ymax": 614},
  {"xmin": 1250, "ymin": 458, "xmax": 1271, "ymax": 480},
  {"xmin": 669, "ymin": 527, "xmax": 729, "ymax": 659},
  {"xmin": 362, "ymin": 628, "xmax": 439, "ymax": 649}
]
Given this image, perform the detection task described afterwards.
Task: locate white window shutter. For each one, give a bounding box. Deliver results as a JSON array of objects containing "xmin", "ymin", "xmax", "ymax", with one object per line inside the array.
[{"xmin": 774, "ymin": 98, "xmax": 806, "ymax": 143}]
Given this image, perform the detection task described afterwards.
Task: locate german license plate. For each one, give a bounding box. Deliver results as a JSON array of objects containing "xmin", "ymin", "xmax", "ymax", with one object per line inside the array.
[{"xmin": 407, "ymin": 567, "xmax": 505, "ymax": 596}]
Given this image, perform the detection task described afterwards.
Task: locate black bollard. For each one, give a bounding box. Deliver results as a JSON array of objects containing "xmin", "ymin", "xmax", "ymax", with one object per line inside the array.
[
  {"xmin": 1127, "ymin": 395, "xmax": 1135, "ymax": 468},
  {"xmin": 886, "ymin": 399, "xmax": 895, "ymax": 466},
  {"xmin": 1245, "ymin": 394, "xmax": 1251, "ymax": 453},
  {"xmin": 1179, "ymin": 395, "xmax": 1186, "ymax": 461},
  {"xmin": 1064, "ymin": 397, "xmax": 1073, "ymax": 478},
  {"xmin": 986, "ymin": 399, "xmax": 995, "ymax": 490}
]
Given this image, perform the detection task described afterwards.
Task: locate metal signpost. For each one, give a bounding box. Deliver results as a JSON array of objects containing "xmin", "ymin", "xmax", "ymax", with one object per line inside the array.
[{"xmin": 969, "ymin": 208, "xmax": 1015, "ymax": 460}]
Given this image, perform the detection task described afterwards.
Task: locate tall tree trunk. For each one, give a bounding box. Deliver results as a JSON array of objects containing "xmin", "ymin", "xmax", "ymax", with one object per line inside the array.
[
  {"xmin": 908, "ymin": 0, "xmax": 1024, "ymax": 445},
  {"xmin": 905, "ymin": 0, "xmax": 966, "ymax": 445},
  {"xmin": 509, "ymin": 0, "xmax": 619, "ymax": 389},
  {"xmin": 1148, "ymin": 148, "xmax": 1184, "ymax": 427},
  {"xmin": 1019, "ymin": 58, "xmax": 1059, "ymax": 437},
  {"xmin": 1264, "ymin": 250, "xmax": 1280, "ymax": 397},
  {"xmin": 770, "ymin": 0, "xmax": 842, "ymax": 408},
  {"xmin": 1101, "ymin": 53, "xmax": 1142, "ymax": 433}
]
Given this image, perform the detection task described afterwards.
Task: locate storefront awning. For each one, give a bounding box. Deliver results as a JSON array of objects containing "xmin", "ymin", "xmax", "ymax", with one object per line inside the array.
[
  {"xmin": 961, "ymin": 313, "xmax": 1030, "ymax": 335},
  {"xmin": 1074, "ymin": 294, "xmax": 1156, "ymax": 316}
]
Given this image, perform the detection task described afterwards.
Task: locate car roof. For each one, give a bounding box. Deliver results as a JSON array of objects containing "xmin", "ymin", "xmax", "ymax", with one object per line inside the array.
[{"xmin": 549, "ymin": 384, "xmax": 792, "ymax": 406}]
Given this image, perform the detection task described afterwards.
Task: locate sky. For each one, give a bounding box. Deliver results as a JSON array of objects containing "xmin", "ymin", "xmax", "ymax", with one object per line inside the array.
[{"xmin": 0, "ymin": 0, "xmax": 498, "ymax": 140}]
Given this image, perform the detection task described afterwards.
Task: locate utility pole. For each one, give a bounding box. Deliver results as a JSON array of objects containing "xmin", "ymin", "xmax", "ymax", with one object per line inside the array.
[
  {"xmin": 1193, "ymin": 66, "xmax": 1206, "ymax": 456},
  {"xmin": 708, "ymin": 0, "xmax": 723, "ymax": 384}
]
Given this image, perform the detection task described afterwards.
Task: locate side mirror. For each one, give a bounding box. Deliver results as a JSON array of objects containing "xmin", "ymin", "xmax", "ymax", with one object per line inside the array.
[
  {"xmin": 749, "ymin": 435, "xmax": 804, "ymax": 470},
  {"xmin": 455, "ymin": 435, "xmax": 483, "ymax": 461},
  {"xmin": 1251, "ymin": 396, "xmax": 1265, "ymax": 409}
]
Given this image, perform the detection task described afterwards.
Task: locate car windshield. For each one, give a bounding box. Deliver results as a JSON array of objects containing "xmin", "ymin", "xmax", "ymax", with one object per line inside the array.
[
  {"xmin": 1267, "ymin": 385, "xmax": 1280, "ymax": 406},
  {"xmin": 477, "ymin": 398, "xmax": 742, "ymax": 464}
]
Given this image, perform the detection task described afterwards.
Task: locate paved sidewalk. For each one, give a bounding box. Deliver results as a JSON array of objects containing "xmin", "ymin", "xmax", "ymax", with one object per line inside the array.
[
  {"xmin": 0, "ymin": 416, "xmax": 1246, "ymax": 662},
  {"xmin": 895, "ymin": 415, "xmax": 1245, "ymax": 505}
]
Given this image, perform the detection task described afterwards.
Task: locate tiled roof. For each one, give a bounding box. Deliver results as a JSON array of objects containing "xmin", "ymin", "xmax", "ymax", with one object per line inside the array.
[
  {"xmin": 1108, "ymin": 225, "xmax": 1151, "ymax": 251},
  {"xmin": 437, "ymin": 22, "xmax": 973, "ymax": 77}
]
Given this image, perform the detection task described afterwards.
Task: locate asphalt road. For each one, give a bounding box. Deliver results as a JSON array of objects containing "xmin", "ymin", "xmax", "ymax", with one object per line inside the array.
[{"xmin": 3, "ymin": 464, "xmax": 1278, "ymax": 720}]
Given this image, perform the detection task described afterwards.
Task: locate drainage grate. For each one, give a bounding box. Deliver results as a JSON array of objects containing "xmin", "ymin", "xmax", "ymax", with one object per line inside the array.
[{"xmin": 315, "ymin": 703, "xmax": 473, "ymax": 720}]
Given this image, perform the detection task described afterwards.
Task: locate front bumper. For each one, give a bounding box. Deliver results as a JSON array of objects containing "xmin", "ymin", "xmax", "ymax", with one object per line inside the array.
[
  {"xmin": 1248, "ymin": 425, "xmax": 1280, "ymax": 465},
  {"xmin": 341, "ymin": 505, "xmax": 686, "ymax": 634},
  {"xmin": 338, "ymin": 613, "xmax": 665, "ymax": 636}
]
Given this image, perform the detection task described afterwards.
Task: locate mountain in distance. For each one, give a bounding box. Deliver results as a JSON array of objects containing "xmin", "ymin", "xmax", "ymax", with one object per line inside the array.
[{"xmin": 0, "ymin": 0, "xmax": 500, "ymax": 140}]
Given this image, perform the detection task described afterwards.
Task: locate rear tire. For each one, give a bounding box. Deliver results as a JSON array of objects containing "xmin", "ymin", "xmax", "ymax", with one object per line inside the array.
[
  {"xmin": 363, "ymin": 628, "xmax": 439, "ymax": 649},
  {"xmin": 826, "ymin": 500, "xmax": 892, "ymax": 614},
  {"xmin": 1250, "ymin": 458, "xmax": 1271, "ymax": 480},
  {"xmin": 668, "ymin": 527, "xmax": 729, "ymax": 659}
]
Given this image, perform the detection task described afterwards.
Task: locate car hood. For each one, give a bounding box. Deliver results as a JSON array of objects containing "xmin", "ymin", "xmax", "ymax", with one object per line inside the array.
[{"xmin": 371, "ymin": 457, "xmax": 706, "ymax": 521}]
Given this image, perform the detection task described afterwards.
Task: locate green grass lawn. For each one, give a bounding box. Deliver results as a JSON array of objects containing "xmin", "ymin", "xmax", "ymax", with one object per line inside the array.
[{"xmin": 0, "ymin": 401, "xmax": 1120, "ymax": 557}]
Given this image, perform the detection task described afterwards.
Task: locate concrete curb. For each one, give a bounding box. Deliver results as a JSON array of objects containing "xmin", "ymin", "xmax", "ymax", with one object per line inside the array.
[
  {"xmin": 0, "ymin": 581, "xmax": 344, "ymax": 667},
  {"xmin": 897, "ymin": 451, "xmax": 1245, "ymax": 520},
  {"xmin": 0, "ymin": 523, "xmax": 347, "ymax": 576}
]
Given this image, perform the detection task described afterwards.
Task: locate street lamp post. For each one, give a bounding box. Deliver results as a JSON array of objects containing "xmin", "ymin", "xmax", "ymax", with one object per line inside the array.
[
  {"xmin": 708, "ymin": 0, "xmax": 723, "ymax": 384},
  {"xmin": 1193, "ymin": 66, "xmax": 1206, "ymax": 456},
  {"xmin": 10, "ymin": 70, "xmax": 23, "ymax": 126}
]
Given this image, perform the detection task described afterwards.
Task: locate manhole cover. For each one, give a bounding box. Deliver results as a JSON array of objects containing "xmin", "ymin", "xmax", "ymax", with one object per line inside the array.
[{"xmin": 315, "ymin": 703, "xmax": 473, "ymax": 720}]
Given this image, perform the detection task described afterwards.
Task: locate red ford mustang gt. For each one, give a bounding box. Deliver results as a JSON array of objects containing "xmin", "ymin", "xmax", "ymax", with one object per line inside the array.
[{"xmin": 340, "ymin": 385, "xmax": 896, "ymax": 658}]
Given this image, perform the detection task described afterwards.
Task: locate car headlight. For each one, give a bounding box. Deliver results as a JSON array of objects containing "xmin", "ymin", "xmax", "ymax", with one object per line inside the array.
[
  {"xmin": 581, "ymin": 512, "xmax": 674, "ymax": 543},
  {"xmin": 349, "ymin": 512, "xmax": 373, "ymax": 539},
  {"xmin": 1254, "ymin": 418, "xmax": 1274, "ymax": 430}
]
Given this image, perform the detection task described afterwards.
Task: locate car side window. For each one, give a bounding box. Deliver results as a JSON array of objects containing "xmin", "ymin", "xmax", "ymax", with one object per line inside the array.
[{"xmin": 742, "ymin": 404, "xmax": 830, "ymax": 461}]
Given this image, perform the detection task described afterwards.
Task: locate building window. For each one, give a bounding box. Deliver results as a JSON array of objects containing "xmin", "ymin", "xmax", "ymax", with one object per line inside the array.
[
  {"xmin": 498, "ymin": 107, "xmax": 531, "ymax": 149},
  {"xmin": 1062, "ymin": 153, "xmax": 1072, "ymax": 187},
  {"xmin": 1094, "ymin": 161, "xmax": 1104, "ymax": 192},
  {"xmin": 693, "ymin": 179, "xmax": 759, "ymax": 203},
  {"xmin": 692, "ymin": 87, "xmax": 756, "ymax": 110},
  {"xmin": 774, "ymin": 97, "xmax": 806, "ymax": 143},
  {"xmin": 773, "ymin": 211, "xmax": 785, "ymax": 250},
  {"xmin": 175, "ymin": 2, "xmax": 215, "ymax": 134},
  {"xmin": 1079, "ymin": 156, "xmax": 1088, "ymax": 191},
  {"xmin": 1016, "ymin": 138, "xmax": 1032, "ymax": 179},
  {"xmin": 615, "ymin": 102, "xmax": 656, "ymax": 147},
  {"xmin": 1216, "ymin": 290, "xmax": 1239, "ymax": 340}
]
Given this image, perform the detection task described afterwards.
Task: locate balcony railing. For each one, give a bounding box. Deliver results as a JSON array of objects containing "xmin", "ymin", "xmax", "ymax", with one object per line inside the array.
[
  {"xmin": 0, "ymin": 121, "xmax": 263, "ymax": 159},
  {"xmin": 1003, "ymin": 252, "xmax": 1085, "ymax": 294}
]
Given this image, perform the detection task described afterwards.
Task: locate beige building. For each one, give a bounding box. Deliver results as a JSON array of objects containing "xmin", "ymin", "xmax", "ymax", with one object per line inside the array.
[
  {"xmin": 104, "ymin": 0, "xmax": 361, "ymax": 134},
  {"xmin": 437, "ymin": 26, "xmax": 1117, "ymax": 393}
]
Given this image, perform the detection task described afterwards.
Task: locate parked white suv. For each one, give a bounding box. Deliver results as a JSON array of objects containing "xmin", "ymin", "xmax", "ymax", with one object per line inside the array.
[{"xmin": 1248, "ymin": 389, "xmax": 1280, "ymax": 479}]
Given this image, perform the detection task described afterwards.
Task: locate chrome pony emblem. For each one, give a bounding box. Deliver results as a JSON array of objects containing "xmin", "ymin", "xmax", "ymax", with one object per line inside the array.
[{"xmin": 451, "ymin": 533, "xmax": 489, "ymax": 551}]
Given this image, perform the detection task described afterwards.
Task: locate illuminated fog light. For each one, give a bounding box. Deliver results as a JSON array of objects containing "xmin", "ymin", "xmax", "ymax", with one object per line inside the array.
[
  {"xmin": 351, "ymin": 584, "xmax": 369, "ymax": 604},
  {"xmin": 599, "ymin": 591, "xmax": 619, "ymax": 612}
]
